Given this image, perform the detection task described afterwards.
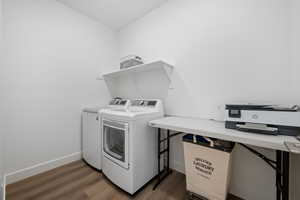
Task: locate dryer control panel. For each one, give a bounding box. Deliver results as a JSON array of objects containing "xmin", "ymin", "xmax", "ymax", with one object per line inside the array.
[
  {"xmin": 131, "ymin": 100, "xmax": 157, "ymax": 107},
  {"xmin": 129, "ymin": 99, "xmax": 163, "ymax": 115}
]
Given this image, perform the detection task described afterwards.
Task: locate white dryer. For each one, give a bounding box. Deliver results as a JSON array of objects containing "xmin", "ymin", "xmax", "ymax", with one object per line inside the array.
[{"xmin": 99, "ymin": 99, "xmax": 164, "ymax": 194}]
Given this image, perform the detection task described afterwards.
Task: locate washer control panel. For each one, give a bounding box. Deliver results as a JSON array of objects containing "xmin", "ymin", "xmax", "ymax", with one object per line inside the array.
[{"xmin": 109, "ymin": 98, "xmax": 130, "ymax": 106}]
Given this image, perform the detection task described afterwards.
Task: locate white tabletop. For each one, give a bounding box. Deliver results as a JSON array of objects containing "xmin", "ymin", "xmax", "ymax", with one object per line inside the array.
[{"xmin": 149, "ymin": 116, "xmax": 300, "ymax": 153}]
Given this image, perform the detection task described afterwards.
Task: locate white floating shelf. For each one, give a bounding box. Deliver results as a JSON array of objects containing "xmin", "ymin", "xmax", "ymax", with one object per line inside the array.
[{"xmin": 97, "ymin": 61, "xmax": 174, "ymax": 82}]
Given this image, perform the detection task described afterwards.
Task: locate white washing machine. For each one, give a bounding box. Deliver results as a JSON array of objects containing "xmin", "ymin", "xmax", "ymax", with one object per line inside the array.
[
  {"xmin": 82, "ymin": 107, "xmax": 103, "ymax": 170},
  {"xmin": 99, "ymin": 99, "xmax": 164, "ymax": 194},
  {"xmin": 82, "ymin": 99, "xmax": 130, "ymax": 170}
]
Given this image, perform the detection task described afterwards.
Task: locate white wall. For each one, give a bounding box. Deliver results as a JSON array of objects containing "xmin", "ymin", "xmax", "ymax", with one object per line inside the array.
[
  {"xmin": 291, "ymin": 0, "xmax": 300, "ymax": 101},
  {"xmin": 0, "ymin": 0, "xmax": 5, "ymax": 197},
  {"xmin": 119, "ymin": 0, "xmax": 294, "ymax": 199},
  {"xmin": 2, "ymin": 0, "xmax": 118, "ymax": 180},
  {"xmin": 291, "ymin": 0, "xmax": 300, "ymax": 199}
]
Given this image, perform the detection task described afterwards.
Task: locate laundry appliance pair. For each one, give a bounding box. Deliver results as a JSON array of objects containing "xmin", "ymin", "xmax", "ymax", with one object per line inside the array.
[{"xmin": 83, "ymin": 98, "xmax": 163, "ymax": 194}]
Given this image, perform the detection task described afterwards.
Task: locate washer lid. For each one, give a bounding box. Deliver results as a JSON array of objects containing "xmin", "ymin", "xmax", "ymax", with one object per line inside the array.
[{"xmin": 83, "ymin": 106, "xmax": 105, "ymax": 113}]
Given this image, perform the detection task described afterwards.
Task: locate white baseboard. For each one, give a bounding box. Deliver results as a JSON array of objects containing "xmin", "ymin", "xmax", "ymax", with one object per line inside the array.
[
  {"xmin": 0, "ymin": 185, "xmax": 4, "ymax": 200},
  {"xmin": 0, "ymin": 185, "xmax": 3, "ymax": 200},
  {"xmin": 0, "ymin": 176, "xmax": 5, "ymax": 200},
  {"xmin": 5, "ymin": 152, "xmax": 82, "ymax": 185}
]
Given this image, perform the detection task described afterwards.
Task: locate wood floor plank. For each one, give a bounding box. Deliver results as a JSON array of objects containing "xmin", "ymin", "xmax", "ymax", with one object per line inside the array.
[
  {"xmin": 7, "ymin": 164, "xmax": 92, "ymax": 200},
  {"xmin": 39, "ymin": 172, "xmax": 101, "ymax": 200},
  {"xmin": 6, "ymin": 160, "xmax": 244, "ymax": 200},
  {"xmin": 6, "ymin": 161, "xmax": 86, "ymax": 195}
]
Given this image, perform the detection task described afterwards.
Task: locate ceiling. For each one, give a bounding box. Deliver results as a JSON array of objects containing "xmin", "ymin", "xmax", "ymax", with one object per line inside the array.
[{"xmin": 57, "ymin": 0, "xmax": 168, "ymax": 30}]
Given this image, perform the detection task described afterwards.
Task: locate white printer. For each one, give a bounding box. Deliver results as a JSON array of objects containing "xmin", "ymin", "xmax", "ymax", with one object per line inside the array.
[{"xmin": 225, "ymin": 104, "xmax": 300, "ymax": 136}]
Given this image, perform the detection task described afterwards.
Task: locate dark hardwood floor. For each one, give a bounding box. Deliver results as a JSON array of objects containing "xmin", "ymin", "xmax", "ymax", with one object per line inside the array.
[{"xmin": 6, "ymin": 160, "xmax": 242, "ymax": 200}]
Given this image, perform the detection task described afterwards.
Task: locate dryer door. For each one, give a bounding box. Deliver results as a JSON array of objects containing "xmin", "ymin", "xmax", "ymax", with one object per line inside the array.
[{"xmin": 102, "ymin": 119, "xmax": 129, "ymax": 169}]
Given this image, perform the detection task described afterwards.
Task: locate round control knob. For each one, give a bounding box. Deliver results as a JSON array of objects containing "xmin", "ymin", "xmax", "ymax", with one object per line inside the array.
[{"xmin": 252, "ymin": 114, "xmax": 258, "ymax": 119}]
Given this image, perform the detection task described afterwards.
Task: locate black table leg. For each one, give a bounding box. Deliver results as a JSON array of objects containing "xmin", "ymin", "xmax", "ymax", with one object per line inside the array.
[
  {"xmin": 154, "ymin": 128, "xmax": 161, "ymax": 190},
  {"xmin": 282, "ymin": 152, "xmax": 289, "ymax": 200},
  {"xmin": 167, "ymin": 129, "xmax": 170, "ymax": 172},
  {"xmin": 153, "ymin": 128, "xmax": 174, "ymax": 190},
  {"xmin": 276, "ymin": 150, "xmax": 282, "ymax": 200},
  {"xmin": 276, "ymin": 150, "xmax": 290, "ymax": 200}
]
